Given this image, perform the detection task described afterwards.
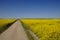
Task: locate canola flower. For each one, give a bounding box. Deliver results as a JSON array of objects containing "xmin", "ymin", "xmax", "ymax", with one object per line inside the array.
[
  {"xmin": 21, "ymin": 19, "xmax": 60, "ymax": 40},
  {"xmin": 0, "ymin": 19, "xmax": 15, "ymax": 27}
]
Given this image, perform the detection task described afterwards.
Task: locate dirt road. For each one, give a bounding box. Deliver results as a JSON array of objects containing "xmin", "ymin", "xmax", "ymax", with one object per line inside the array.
[{"xmin": 0, "ymin": 20, "xmax": 29, "ymax": 40}]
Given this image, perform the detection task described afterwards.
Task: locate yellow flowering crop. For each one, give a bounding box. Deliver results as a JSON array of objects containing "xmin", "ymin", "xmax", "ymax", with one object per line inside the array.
[
  {"xmin": 0, "ymin": 19, "xmax": 15, "ymax": 27},
  {"xmin": 21, "ymin": 18, "xmax": 60, "ymax": 40}
]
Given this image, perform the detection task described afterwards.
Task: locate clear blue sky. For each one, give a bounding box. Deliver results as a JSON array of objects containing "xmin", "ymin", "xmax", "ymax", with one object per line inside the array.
[{"xmin": 0, "ymin": 0, "xmax": 60, "ymax": 18}]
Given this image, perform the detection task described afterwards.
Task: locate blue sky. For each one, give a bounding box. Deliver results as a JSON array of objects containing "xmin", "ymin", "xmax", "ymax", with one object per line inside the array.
[{"xmin": 0, "ymin": 0, "xmax": 60, "ymax": 18}]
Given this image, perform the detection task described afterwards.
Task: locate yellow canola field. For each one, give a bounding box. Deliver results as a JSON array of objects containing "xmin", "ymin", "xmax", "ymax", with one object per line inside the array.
[
  {"xmin": 21, "ymin": 19, "xmax": 60, "ymax": 40},
  {"xmin": 0, "ymin": 19, "xmax": 15, "ymax": 27}
]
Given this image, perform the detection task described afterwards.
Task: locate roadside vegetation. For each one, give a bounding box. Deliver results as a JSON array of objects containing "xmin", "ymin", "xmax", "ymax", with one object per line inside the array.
[{"xmin": 0, "ymin": 19, "xmax": 16, "ymax": 34}]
